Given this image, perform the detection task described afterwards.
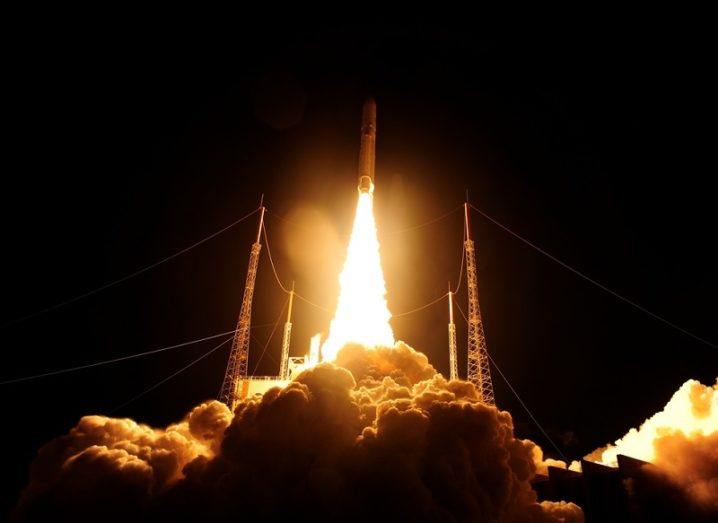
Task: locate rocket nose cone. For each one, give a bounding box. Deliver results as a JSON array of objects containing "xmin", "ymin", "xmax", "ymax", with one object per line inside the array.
[{"xmin": 362, "ymin": 98, "xmax": 376, "ymax": 125}]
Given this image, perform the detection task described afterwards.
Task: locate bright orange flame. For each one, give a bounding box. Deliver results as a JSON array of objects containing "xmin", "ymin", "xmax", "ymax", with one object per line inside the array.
[{"xmin": 319, "ymin": 192, "xmax": 395, "ymax": 361}]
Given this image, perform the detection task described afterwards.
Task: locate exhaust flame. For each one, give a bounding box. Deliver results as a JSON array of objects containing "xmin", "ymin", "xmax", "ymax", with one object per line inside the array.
[
  {"xmin": 320, "ymin": 192, "xmax": 394, "ymax": 361},
  {"xmin": 595, "ymin": 378, "xmax": 718, "ymax": 466}
]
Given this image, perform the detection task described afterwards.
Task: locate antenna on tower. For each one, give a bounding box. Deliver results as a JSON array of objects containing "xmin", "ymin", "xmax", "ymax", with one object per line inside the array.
[
  {"xmin": 219, "ymin": 197, "xmax": 265, "ymax": 410},
  {"xmin": 448, "ymin": 282, "xmax": 458, "ymax": 381},
  {"xmin": 279, "ymin": 281, "xmax": 295, "ymax": 380},
  {"xmin": 463, "ymin": 196, "xmax": 495, "ymax": 405}
]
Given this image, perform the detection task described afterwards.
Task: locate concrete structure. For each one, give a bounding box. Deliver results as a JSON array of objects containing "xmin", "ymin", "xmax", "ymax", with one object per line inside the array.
[{"xmin": 232, "ymin": 356, "xmax": 310, "ymax": 401}]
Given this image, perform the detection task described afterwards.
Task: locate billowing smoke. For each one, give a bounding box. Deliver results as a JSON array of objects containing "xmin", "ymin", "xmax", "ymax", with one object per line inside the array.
[
  {"xmin": 14, "ymin": 342, "xmax": 583, "ymax": 522},
  {"xmin": 588, "ymin": 378, "xmax": 718, "ymax": 517},
  {"xmin": 15, "ymin": 401, "xmax": 232, "ymax": 521}
]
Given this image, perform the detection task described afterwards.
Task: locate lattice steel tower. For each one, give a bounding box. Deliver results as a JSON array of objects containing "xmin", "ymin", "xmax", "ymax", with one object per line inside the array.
[
  {"xmin": 464, "ymin": 202, "xmax": 495, "ymax": 405},
  {"xmin": 219, "ymin": 204, "xmax": 265, "ymax": 410},
  {"xmin": 447, "ymin": 283, "xmax": 458, "ymax": 381}
]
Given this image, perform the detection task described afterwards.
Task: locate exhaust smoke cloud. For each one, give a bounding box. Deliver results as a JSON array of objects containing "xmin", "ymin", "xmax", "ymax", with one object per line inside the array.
[
  {"xmin": 588, "ymin": 378, "xmax": 718, "ymax": 516},
  {"xmin": 14, "ymin": 341, "xmax": 583, "ymax": 522}
]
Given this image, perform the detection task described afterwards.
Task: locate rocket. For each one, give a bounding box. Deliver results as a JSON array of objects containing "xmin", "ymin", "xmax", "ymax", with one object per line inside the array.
[{"xmin": 357, "ymin": 98, "xmax": 377, "ymax": 194}]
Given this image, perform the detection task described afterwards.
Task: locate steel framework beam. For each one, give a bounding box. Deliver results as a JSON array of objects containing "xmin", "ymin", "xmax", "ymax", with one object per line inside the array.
[
  {"xmin": 464, "ymin": 203, "xmax": 495, "ymax": 405},
  {"xmin": 219, "ymin": 205, "xmax": 265, "ymax": 410}
]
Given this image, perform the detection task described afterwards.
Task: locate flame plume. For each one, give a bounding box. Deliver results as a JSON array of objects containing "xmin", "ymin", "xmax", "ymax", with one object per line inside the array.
[{"xmin": 320, "ymin": 192, "xmax": 395, "ymax": 361}]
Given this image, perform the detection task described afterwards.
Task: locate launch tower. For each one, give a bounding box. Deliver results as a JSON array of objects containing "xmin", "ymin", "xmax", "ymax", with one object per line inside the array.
[
  {"xmin": 464, "ymin": 203, "xmax": 495, "ymax": 405},
  {"xmin": 448, "ymin": 284, "xmax": 458, "ymax": 381},
  {"xmin": 279, "ymin": 282, "xmax": 295, "ymax": 380},
  {"xmin": 219, "ymin": 205, "xmax": 265, "ymax": 410}
]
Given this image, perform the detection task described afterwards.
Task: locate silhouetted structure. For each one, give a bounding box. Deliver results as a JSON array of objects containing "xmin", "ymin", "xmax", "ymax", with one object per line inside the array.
[
  {"xmin": 533, "ymin": 456, "xmax": 710, "ymax": 522},
  {"xmin": 464, "ymin": 202, "xmax": 494, "ymax": 405}
]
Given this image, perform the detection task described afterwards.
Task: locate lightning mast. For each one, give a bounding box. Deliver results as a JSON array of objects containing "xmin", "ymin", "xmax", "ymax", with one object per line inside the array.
[
  {"xmin": 279, "ymin": 282, "xmax": 295, "ymax": 380},
  {"xmin": 464, "ymin": 202, "xmax": 495, "ymax": 405},
  {"xmin": 219, "ymin": 202, "xmax": 265, "ymax": 410},
  {"xmin": 448, "ymin": 283, "xmax": 458, "ymax": 381}
]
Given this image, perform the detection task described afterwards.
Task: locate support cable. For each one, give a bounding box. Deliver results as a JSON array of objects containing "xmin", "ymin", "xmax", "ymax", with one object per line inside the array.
[
  {"xmin": 469, "ymin": 204, "xmax": 717, "ymax": 351},
  {"xmin": 262, "ymin": 220, "xmax": 332, "ymax": 314},
  {"xmin": 110, "ymin": 336, "xmax": 233, "ymax": 414},
  {"xmin": 384, "ymin": 206, "xmax": 462, "ymax": 236},
  {"xmin": 294, "ymin": 292, "xmax": 333, "ymax": 314},
  {"xmin": 265, "ymin": 209, "xmax": 343, "ymax": 237},
  {"xmin": 394, "ymin": 242, "xmax": 466, "ymax": 319},
  {"xmin": 251, "ymin": 333, "xmax": 279, "ymax": 365},
  {"xmin": 264, "ymin": 205, "xmax": 463, "ymax": 320},
  {"xmin": 267, "ymin": 205, "xmax": 461, "ymax": 238},
  {"xmin": 394, "ymin": 219, "xmax": 466, "ymax": 318},
  {"xmin": 486, "ymin": 351, "xmax": 570, "ymax": 462},
  {"xmin": 453, "ymin": 300, "xmax": 569, "ymax": 462},
  {"xmin": 2, "ymin": 207, "xmax": 261, "ymax": 329},
  {"xmin": 393, "ymin": 293, "xmax": 449, "ymax": 318},
  {"xmin": 261, "ymin": 220, "xmax": 291, "ymax": 293},
  {"xmin": 250, "ymin": 297, "xmax": 288, "ymax": 375},
  {"xmin": 453, "ymin": 239, "xmax": 466, "ymax": 295},
  {"xmin": 1, "ymin": 324, "xmax": 274, "ymax": 386}
]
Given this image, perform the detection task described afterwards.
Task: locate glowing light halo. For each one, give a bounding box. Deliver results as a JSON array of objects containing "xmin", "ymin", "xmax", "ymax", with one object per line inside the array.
[{"xmin": 319, "ymin": 191, "xmax": 395, "ymax": 361}]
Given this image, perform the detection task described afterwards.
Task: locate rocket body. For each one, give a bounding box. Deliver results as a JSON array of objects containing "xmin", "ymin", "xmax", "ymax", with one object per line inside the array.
[{"xmin": 357, "ymin": 99, "xmax": 376, "ymax": 194}]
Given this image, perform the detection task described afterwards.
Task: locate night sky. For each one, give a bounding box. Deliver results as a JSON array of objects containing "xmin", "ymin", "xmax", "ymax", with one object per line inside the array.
[{"xmin": 2, "ymin": 15, "xmax": 716, "ymax": 513}]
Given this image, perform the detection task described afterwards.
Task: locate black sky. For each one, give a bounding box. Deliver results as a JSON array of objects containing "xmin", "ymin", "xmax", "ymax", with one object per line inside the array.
[{"xmin": 1, "ymin": 14, "xmax": 716, "ymax": 513}]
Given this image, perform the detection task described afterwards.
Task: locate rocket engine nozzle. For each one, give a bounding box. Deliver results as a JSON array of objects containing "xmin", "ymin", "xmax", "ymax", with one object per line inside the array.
[
  {"xmin": 358, "ymin": 175, "xmax": 374, "ymax": 194},
  {"xmin": 357, "ymin": 99, "xmax": 376, "ymax": 194}
]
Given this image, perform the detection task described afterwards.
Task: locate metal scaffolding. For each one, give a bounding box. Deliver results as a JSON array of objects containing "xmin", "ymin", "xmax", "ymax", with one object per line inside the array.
[
  {"xmin": 464, "ymin": 203, "xmax": 495, "ymax": 405},
  {"xmin": 279, "ymin": 282, "xmax": 295, "ymax": 380},
  {"xmin": 219, "ymin": 205, "xmax": 265, "ymax": 410},
  {"xmin": 448, "ymin": 284, "xmax": 458, "ymax": 381}
]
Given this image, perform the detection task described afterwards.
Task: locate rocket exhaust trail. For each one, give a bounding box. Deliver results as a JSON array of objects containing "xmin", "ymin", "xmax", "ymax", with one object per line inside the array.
[
  {"xmin": 319, "ymin": 99, "xmax": 394, "ymax": 361},
  {"xmin": 357, "ymin": 98, "xmax": 376, "ymax": 194}
]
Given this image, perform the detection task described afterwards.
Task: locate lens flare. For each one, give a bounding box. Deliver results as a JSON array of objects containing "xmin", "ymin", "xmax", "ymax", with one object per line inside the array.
[{"xmin": 320, "ymin": 192, "xmax": 395, "ymax": 361}]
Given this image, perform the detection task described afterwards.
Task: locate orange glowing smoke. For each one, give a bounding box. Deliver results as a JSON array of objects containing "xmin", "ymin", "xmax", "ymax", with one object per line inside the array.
[
  {"xmin": 319, "ymin": 192, "xmax": 395, "ymax": 361},
  {"xmin": 594, "ymin": 378, "xmax": 718, "ymax": 466}
]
